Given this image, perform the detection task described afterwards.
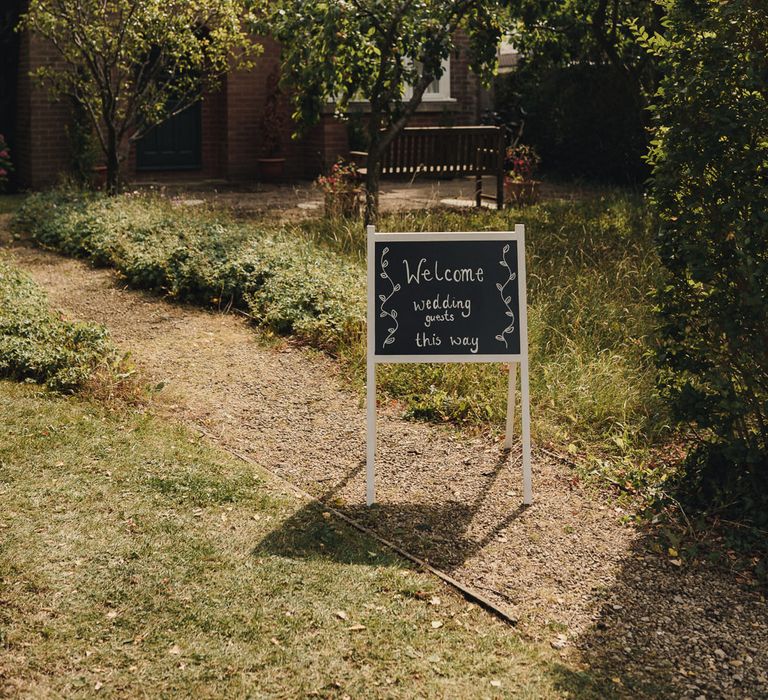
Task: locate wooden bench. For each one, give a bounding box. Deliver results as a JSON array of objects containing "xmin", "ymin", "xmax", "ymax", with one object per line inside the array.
[{"xmin": 350, "ymin": 125, "xmax": 506, "ymax": 210}]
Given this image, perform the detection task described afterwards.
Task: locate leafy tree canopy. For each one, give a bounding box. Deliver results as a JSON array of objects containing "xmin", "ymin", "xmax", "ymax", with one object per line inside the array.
[
  {"xmin": 258, "ymin": 0, "xmax": 505, "ymax": 221},
  {"xmin": 505, "ymin": 0, "xmax": 664, "ymax": 96},
  {"xmin": 21, "ymin": 0, "xmax": 260, "ymax": 192}
]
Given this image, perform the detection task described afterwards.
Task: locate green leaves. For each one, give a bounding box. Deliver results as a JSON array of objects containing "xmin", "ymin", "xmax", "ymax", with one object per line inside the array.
[
  {"xmin": 262, "ymin": 0, "xmax": 503, "ymax": 132},
  {"xmin": 262, "ymin": 0, "xmax": 503, "ymax": 219},
  {"xmin": 650, "ymin": 0, "xmax": 768, "ymax": 517},
  {"xmin": 0, "ymin": 256, "xmax": 115, "ymax": 392},
  {"xmin": 20, "ymin": 0, "xmax": 261, "ymax": 188}
]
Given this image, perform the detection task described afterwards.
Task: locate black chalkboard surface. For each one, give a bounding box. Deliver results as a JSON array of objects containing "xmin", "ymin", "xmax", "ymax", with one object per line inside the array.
[{"xmin": 371, "ymin": 234, "xmax": 523, "ymax": 359}]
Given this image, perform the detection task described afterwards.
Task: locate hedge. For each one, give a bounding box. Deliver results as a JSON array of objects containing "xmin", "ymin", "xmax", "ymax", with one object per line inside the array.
[
  {"xmin": 0, "ymin": 255, "xmax": 114, "ymax": 391},
  {"xmin": 15, "ymin": 191, "xmax": 366, "ymax": 355}
]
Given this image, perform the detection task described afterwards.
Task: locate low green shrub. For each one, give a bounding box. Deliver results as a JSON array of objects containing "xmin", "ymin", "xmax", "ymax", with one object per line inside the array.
[
  {"xmin": 234, "ymin": 239, "xmax": 365, "ymax": 351},
  {"xmin": 15, "ymin": 191, "xmax": 365, "ymax": 354},
  {"xmin": 0, "ymin": 255, "xmax": 115, "ymax": 391}
]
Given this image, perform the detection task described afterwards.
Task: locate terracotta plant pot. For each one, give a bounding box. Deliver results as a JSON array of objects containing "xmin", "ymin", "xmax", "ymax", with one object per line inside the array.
[
  {"xmin": 324, "ymin": 189, "xmax": 361, "ymax": 219},
  {"xmin": 504, "ymin": 179, "xmax": 541, "ymax": 207},
  {"xmin": 257, "ymin": 157, "xmax": 286, "ymax": 182}
]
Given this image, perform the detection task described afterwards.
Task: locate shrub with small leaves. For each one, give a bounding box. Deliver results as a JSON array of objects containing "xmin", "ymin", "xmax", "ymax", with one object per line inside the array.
[
  {"xmin": 15, "ymin": 191, "xmax": 365, "ymax": 354},
  {"xmin": 0, "ymin": 256, "xmax": 115, "ymax": 391},
  {"xmin": 647, "ymin": 0, "xmax": 768, "ymax": 520}
]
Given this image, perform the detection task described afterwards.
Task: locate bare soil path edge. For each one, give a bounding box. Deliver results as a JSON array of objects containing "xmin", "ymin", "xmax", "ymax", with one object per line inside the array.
[
  {"xmin": 203, "ymin": 427, "xmax": 525, "ymax": 626},
  {"xmin": 5, "ymin": 240, "xmax": 767, "ymax": 700}
]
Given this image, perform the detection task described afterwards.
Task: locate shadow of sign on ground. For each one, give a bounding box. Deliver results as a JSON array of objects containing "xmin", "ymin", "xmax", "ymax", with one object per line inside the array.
[
  {"xmin": 254, "ymin": 453, "xmax": 768, "ymax": 700},
  {"xmin": 255, "ymin": 453, "xmax": 526, "ymax": 572}
]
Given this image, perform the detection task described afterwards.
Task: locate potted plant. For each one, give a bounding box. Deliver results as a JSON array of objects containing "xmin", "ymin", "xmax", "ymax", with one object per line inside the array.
[
  {"xmin": 257, "ymin": 67, "xmax": 287, "ymax": 181},
  {"xmin": 316, "ymin": 159, "xmax": 362, "ymax": 218},
  {"xmin": 504, "ymin": 144, "xmax": 541, "ymax": 206}
]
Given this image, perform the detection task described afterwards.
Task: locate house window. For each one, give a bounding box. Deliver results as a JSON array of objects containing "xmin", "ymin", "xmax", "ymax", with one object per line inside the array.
[
  {"xmin": 404, "ymin": 58, "xmax": 452, "ymax": 101},
  {"xmin": 346, "ymin": 57, "xmax": 453, "ymax": 109}
]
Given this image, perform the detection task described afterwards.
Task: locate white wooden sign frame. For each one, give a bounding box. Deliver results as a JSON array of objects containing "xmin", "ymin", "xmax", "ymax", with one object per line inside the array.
[{"xmin": 366, "ymin": 224, "xmax": 532, "ymax": 506}]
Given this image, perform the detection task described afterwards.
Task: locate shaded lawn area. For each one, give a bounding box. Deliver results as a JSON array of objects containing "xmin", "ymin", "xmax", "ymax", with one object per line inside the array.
[{"xmin": 0, "ymin": 381, "xmax": 597, "ymax": 698}]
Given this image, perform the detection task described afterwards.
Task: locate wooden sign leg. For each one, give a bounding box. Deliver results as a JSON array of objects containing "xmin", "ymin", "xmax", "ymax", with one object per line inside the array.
[
  {"xmin": 520, "ymin": 358, "xmax": 533, "ymax": 505},
  {"xmin": 366, "ymin": 223, "xmax": 376, "ymax": 506},
  {"xmin": 366, "ymin": 361, "xmax": 376, "ymax": 505},
  {"xmin": 503, "ymin": 362, "xmax": 518, "ymax": 449}
]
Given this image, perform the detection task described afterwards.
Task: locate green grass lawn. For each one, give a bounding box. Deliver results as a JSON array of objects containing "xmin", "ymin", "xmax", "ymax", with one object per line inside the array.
[{"xmin": 0, "ymin": 380, "xmax": 596, "ymax": 698}]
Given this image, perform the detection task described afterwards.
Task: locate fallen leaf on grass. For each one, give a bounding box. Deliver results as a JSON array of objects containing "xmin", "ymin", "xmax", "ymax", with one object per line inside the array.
[
  {"xmin": 348, "ymin": 624, "xmax": 366, "ymax": 632},
  {"xmin": 550, "ymin": 634, "xmax": 567, "ymax": 649},
  {"xmin": 431, "ymin": 620, "xmax": 443, "ymax": 629},
  {"xmin": 429, "ymin": 596, "xmax": 441, "ymax": 606},
  {"xmin": 334, "ymin": 610, "xmax": 348, "ymax": 620},
  {"xmin": 490, "ymin": 680, "xmax": 502, "ymax": 688}
]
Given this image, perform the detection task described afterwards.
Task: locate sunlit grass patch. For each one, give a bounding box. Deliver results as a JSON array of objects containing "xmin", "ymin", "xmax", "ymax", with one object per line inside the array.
[{"xmin": 0, "ymin": 380, "xmax": 578, "ymax": 697}]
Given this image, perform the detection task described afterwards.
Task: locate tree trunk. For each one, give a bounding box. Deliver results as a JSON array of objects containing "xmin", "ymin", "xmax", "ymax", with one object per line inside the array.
[
  {"xmin": 364, "ymin": 151, "xmax": 381, "ymax": 226},
  {"xmin": 105, "ymin": 128, "xmax": 120, "ymax": 196},
  {"xmin": 363, "ymin": 107, "xmax": 385, "ymax": 225}
]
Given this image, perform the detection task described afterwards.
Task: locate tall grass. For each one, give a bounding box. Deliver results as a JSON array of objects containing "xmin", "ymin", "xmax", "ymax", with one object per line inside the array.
[{"xmin": 293, "ymin": 196, "xmax": 667, "ymax": 453}]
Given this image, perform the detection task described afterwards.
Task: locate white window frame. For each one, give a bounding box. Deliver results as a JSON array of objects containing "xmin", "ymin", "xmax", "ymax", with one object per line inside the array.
[{"xmin": 403, "ymin": 57, "xmax": 453, "ymax": 102}]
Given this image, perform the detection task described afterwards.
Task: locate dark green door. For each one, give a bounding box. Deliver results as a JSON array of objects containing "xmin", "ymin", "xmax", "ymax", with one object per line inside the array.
[{"xmin": 137, "ymin": 103, "xmax": 201, "ymax": 170}]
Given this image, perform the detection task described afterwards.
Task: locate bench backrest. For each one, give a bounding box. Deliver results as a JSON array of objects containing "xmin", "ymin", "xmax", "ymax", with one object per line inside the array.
[{"xmin": 380, "ymin": 126, "xmax": 504, "ymax": 176}]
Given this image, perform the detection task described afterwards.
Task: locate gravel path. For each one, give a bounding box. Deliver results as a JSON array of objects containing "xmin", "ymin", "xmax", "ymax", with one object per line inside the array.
[{"xmin": 5, "ymin": 241, "xmax": 767, "ymax": 699}]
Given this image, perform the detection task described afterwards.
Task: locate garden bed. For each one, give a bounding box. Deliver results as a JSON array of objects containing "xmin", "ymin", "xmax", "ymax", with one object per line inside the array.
[{"xmin": 15, "ymin": 188, "xmax": 668, "ymax": 467}]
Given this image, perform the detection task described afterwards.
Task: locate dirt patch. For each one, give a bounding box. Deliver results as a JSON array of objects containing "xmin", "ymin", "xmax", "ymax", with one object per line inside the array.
[
  {"xmin": 134, "ymin": 176, "xmax": 609, "ymax": 222},
  {"xmin": 6, "ymin": 242, "xmax": 767, "ymax": 699}
]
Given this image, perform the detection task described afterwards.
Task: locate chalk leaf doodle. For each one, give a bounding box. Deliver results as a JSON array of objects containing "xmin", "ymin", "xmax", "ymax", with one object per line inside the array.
[
  {"xmin": 378, "ymin": 246, "xmax": 400, "ymax": 347},
  {"xmin": 495, "ymin": 243, "xmax": 517, "ymax": 348}
]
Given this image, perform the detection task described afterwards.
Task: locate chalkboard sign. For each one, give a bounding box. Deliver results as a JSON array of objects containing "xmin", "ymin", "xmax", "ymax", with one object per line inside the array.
[
  {"xmin": 365, "ymin": 226, "xmax": 532, "ymax": 507},
  {"xmin": 368, "ymin": 231, "xmax": 527, "ymax": 362}
]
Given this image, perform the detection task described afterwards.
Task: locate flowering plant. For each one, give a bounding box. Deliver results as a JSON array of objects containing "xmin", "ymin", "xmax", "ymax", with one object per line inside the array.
[
  {"xmin": 505, "ymin": 144, "xmax": 540, "ymax": 183},
  {"xmin": 315, "ymin": 159, "xmax": 360, "ymax": 194},
  {"xmin": 0, "ymin": 134, "xmax": 13, "ymax": 191}
]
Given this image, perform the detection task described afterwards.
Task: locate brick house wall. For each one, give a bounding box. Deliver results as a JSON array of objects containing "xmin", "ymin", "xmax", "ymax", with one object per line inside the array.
[
  {"xmin": 12, "ymin": 26, "xmax": 487, "ymax": 188},
  {"xmin": 15, "ymin": 28, "xmax": 71, "ymax": 189}
]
